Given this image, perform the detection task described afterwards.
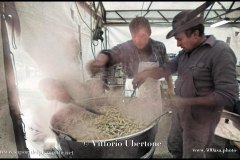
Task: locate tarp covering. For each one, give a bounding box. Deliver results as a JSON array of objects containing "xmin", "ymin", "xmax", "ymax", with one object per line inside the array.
[
  {"xmin": 107, "ymin": 26, "xmax": 240, "ymax": 64},
  {"xmin": 1, "ymin": 2, "xmax": 100, "ymax": 158}
]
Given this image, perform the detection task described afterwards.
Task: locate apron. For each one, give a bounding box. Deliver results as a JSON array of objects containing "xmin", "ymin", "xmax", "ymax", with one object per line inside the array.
[
  {"xmin": 136, "ymin": 61, "xmax": 163, "ymax": 114},
  {"xmin": 136, "ymin": 61, "xmax": 161, "ymax": 101},
  {"xmin": 124, "ymin": 62, "xmax": 161, "ymax": 99}
]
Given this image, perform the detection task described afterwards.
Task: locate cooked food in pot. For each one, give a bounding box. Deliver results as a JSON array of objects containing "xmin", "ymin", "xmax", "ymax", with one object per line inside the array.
[
  {"xmin": 92, "ymin": 106, "xmax": 145, "ymax": 139},
  {"xmin": 51, "ymin": 105, "xmax": 145, "ymax": 140}
]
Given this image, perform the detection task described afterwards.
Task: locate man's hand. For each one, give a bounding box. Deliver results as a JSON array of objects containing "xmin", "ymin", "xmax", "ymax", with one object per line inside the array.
[
  {"xmin": 165, "ymin": 76, "xmax": 175, "ymax": 97},
  {"xmin": 132, "ymin": 70, "xmax": 149, "ymax": 88},
  {"xmin": 86, "ymin": 54, "xmax": 109, "ymax": 76},
  {"xmin": 167, "ymin": 88, "xmax": 175, "ymax": 97},
  {"xmin": 133, "ymin": 67, "xmax": 167, "ymax": 88},
  {"xmin": 86, "ymin": 59, "xmax": 104, "ymax": 76},
  {"xmin": 169, "ymin": 95, "xmax": 189, "ymax": 108}
]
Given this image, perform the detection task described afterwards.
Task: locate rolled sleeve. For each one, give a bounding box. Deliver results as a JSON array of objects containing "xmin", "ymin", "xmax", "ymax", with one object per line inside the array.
[{"xmin": 100, "ymin": 41, "xmax": 132, "ymax": 67}]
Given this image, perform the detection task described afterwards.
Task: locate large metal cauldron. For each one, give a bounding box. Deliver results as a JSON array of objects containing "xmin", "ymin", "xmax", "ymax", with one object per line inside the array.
[{"xmin": 51, "ymin": 96, "xmax": 160, "ymax": 158}]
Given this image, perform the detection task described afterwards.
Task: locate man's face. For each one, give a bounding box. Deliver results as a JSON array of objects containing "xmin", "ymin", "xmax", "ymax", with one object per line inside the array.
[
  {"xmin": 175, "ymin": 32, "xmax": 198, "ymax": 52},
  {"xmin": 131, "ymin": 27, "xmax": 150, "ymax": 49}
]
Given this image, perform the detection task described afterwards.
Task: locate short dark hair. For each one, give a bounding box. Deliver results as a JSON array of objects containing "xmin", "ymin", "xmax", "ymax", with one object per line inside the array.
[
  {"xmin": 185, "ymin": 24, "xmax": 205, "ymax": 37},
  {"xmin": 129, "ymin": 17, "xmax": 151, "ymax": 34}
]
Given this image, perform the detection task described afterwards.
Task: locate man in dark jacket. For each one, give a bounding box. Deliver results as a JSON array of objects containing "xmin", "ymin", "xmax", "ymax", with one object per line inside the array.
[{"xmin": 132, "ymin": 10, "xmax": 239, "ymax": 158}]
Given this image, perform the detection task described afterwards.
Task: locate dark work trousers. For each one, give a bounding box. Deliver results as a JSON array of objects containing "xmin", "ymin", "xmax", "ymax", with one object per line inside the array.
[{"xmin": 167, "ymin": 106, "xmax": 223, "ymax": 158}]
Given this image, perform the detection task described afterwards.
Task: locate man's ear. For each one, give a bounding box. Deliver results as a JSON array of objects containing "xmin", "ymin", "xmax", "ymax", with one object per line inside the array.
[{"xmin": 193, "ymin": 30, "xmax": 200, "ymax": 38}]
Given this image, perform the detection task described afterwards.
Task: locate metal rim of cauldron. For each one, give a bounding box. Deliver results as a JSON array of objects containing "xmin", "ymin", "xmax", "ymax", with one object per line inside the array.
[
  {"xmin": 71, "ymin": 95, "xmax": 159, "ymax": 108},
  {"xmin": 50, "ymin": 96, "xmax": 161, "ymax": 143},
  {"xmin": 214, "ymin": 109, "xmax": 240, "ymax": 142},
  {"xmin": 50, "ymin": 121, "xmax": 158, "ymax": 143}
]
